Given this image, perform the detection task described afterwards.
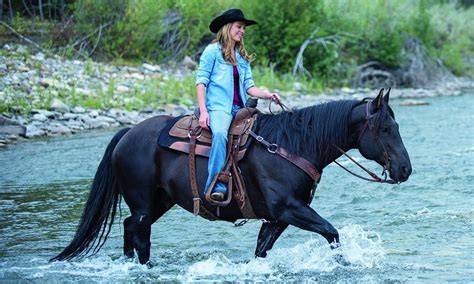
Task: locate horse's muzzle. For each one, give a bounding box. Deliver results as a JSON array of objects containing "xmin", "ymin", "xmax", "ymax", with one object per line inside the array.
[{"xmin": 390, "ymin": 163, "xmax": 412, "ymax": 183}]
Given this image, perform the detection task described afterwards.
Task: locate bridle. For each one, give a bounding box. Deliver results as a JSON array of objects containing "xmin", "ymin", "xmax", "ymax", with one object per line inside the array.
[
  {"xmin": 253, "ymin": 97, "xmax": 396, "ymax": 184},
  {"xmin": 333, "ymin": 100, "xmax": 397, "ymax": 184}
]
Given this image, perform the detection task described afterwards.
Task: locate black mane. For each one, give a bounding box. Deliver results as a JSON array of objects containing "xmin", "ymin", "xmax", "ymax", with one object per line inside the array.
[{"xmin": 256, "ymin": 100, "xmax": 363, "ymax": 166}]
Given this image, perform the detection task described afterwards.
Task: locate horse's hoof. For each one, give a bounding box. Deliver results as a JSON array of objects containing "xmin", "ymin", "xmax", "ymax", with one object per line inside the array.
[
  {"xmin": 145, "ymin": 261, "xmax": 154, "ymax": 269},
  {"xmin": 124, "ymin": 250, "xmax": 134, "ymax": 259},
  {"xmin": 334, "ymin": 254, "xmax": 350, "ymax": 266}
]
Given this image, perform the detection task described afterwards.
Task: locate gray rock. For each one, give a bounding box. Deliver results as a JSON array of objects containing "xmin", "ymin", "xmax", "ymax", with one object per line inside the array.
[
  {"xmin": 25, "ymin": 125, "xmax": 46, "ymax": 138},
  {"xmin": 116, "ymin": 85, "xmax": 130, "ymax": 93},
  {"xmin": 80, "ymin": 116, "xmax": 109, "ymax": 129},
  {"xmin": 63, "ymin": 120, "xmax": 85, "ymax": 130},
  {"xmin": 34, "ymin": 52, "xmax": 45, "ymax": 60},
  {"xmin": 0, "ymin": 125, "xmax": 26, "ymax": 137},
  {"xmin": 48, "ymin": 123, "xmax": 72, "ymax": 135},
  {"xmin": 182, "ymin": 56, "xmax": 197, "ymax": 70},
  {"xmin": 95, "ymin": 115, "xmax": 116, "ymax": 123},
  {"xmin": 0, "ymin": 116, "xmax": 21, "ymax": 126},
  {"xmin": 163, "ymin": 104, "xmax": 176, "ymax": 114},
  {"xmin": 39, "ymin": 78, "xmax": 61, "ymax": 88},
  {"xmin": 50, "ymin": 99, "xmax": 70, "ymax": 113},
  {"xmin": 71, "ymin": 106, "xmax": 86, "ymax": 113},
  {"xmin": 143, "ymin": 63, "xmax": 161, "ymax": 72},
  {"xmin": 105, "ymin": 108, "xmax": 124, "ymax": 118},
  {"xmin": 32, "ymin": 113, "xmax": 48, "ymax": 122},
  {"xmin": 60, "ymin": 113, "xmax": 78, "ymax": 120},
  {"xmin": 0, "ymin": 116, "xmax": 26, "ymax": 137},
  {"xmin": 89, "ymin": 110, "xmax": 99, "ymax": 118},
  {"xmin": 174, "ymin": 106, "xmax": 189, "ymax": 116},
  {"xmin": 116, "ymin": 116, "xmax": 133, "ymax": 124}
]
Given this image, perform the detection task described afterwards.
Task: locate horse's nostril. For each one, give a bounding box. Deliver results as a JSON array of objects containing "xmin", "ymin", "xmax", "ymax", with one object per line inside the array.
[{"xmin": 401, "ymin": 165, "xmax": 410, "ymax": 177}]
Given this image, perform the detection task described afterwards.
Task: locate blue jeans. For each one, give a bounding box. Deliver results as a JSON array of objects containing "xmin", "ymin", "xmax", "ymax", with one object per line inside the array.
[{"xmin": 204, "ymin": 105, "xmax": 241, "ymax": 194}]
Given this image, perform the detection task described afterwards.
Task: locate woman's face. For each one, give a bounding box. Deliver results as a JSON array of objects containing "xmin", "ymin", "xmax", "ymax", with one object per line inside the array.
[{"xmin": 229, "ymin": 21, "xmax": 246, "ymax": 43}]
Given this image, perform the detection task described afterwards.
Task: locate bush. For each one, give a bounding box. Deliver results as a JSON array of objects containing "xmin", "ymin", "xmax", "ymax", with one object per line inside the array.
[{"xmin": 429, "ymin": 3, "xmax": 474, "ymax": 75}]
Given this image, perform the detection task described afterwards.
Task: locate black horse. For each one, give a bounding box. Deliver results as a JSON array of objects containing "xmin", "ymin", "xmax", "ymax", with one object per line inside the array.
[{"xmin": 51, "ymin": 89, "xmax": 411, "ymax": 265}]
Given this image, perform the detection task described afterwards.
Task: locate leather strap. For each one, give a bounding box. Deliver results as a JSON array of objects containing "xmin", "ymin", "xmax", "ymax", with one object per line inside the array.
[
  {"xmin": 231, "ymin": 160, "xmax": 256, "ymax": 218},
  {"xmin": 247, "ymin": 129, "xmax": 321, "ymax": 183},
  {"xmin": 189, "ymin": 134, "xmax": 200, "ymax": 215},
  {"xmin": 168, "ymin": 141, "xmax": 246, "ymax": 160},
  {"xmin": 276, "ymin": 147, "xmax": 321, "ymax": 182},
  {"xmin": 188, "ymin": 132, "xmax": 218, "ymax": 220}
]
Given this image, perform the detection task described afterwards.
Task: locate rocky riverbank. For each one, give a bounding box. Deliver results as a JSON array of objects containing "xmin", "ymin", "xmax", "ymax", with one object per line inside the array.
[{"xmin": 1, "ymin": 44, "xmax": 473, "ymax": 147}]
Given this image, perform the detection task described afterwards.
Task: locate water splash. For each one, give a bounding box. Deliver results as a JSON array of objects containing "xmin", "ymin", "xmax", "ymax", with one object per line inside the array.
[{"xmin": 182, "ymin": 224, "xmax": 384, "ymax": 281}]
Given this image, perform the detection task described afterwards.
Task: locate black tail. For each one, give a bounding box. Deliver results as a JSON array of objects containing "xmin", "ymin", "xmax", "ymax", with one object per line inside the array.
[{"xmin": 51, "ymin": 127, "xmax": 131, "ymax": 261}]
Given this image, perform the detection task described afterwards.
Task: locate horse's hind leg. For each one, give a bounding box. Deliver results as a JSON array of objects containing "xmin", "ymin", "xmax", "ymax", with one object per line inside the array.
[
  {"xmin": 124, "ymin": 189, "xmax": 174, "ymax": 265},
  {"xmin": 123, "ymin": 216, "xmax": 134, "ymax": 258},
  {"xmin": 255, "ymin": 221, "xmax": 289, "ymax": 258}
]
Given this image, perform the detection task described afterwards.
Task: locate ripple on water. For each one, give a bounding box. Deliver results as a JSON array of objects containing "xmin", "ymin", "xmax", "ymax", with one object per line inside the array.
[{"xmin": 1, "ymin": 94, "xmax": 474, "ymax": 282}]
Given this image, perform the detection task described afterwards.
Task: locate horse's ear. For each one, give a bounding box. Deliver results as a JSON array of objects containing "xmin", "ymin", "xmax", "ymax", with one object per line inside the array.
[
  {"xmin": 371, "ymin": 88, "xmax": 384, "ymax": 112},
  {"xmin": 384, "ymin": 88, "xmax": 391, "ymax": 104}
]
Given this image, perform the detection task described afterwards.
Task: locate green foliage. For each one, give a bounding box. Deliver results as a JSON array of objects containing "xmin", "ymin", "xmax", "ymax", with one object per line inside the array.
[
  {"xmin": 428, "ymin": 3, "xmax": 474, "ymax": 75},
  {"xmin": 252, "ymin": 66, "xmax": 323, "ymax": 94},
  {"xmin": 67, "ymin": 0, "xmax": 472, "ymax": 83},
  {"xmin": 73, "ymin": 0, "xmax": 129, "ymax": 58},
  {"xmin": 3, "ymin": 0, "xmax": 471, "ymax": 102},
  {"xmin": 241, "ymin": 0, "xmax": 324, "ymax": 71}
]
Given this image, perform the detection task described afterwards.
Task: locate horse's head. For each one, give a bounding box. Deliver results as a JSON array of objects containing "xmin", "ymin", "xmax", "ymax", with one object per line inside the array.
[{"xmin": 351, "ymin": 89, "xmax": 412, "ymax": 183}]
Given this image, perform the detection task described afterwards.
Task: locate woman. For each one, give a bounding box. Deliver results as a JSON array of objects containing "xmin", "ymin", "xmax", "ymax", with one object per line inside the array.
[{"xmin": 196, "ymin": 9, "xmax": 280, "ymax": 201}]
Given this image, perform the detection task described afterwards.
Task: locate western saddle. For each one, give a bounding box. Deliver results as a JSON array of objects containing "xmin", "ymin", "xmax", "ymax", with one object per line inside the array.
[{"xmin": 167, "ymin": 107, "xmax": 260, "ymax": 220}]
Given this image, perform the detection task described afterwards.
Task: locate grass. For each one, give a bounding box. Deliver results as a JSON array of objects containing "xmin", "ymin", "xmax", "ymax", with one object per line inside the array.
[{"xmin": 1, "ymin": 62, "xmax": 326, "ymax": 116}]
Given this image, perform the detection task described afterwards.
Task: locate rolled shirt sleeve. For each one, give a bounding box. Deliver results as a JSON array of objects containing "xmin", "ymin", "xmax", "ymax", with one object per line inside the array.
[
  {"xmin": 195, "ymin": 44, "xmax": 216, "ymax": 87},
  {"xmin": 244, "ymin": 62, "xmax": 255, "ymax": 91}
]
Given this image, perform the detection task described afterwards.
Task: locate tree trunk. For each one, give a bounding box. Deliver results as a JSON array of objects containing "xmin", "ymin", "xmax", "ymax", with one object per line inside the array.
[
  {"xmin": 8, "ymin": 0, "xmax": 13, "ymax": 19},
  {"xmin": 38, "ymin": 0, "xmax": 44, "ymax": 20}
]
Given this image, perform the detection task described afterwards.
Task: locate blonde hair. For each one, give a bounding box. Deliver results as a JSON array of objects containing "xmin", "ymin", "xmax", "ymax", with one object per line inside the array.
[{"xmin": 212, "ymin": 22, "xmax": 255, "ymax": 65}]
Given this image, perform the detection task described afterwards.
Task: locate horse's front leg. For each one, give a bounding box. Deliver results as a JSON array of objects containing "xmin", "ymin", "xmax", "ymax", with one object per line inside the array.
[
  {"xmin": 269, "ymin": 198, "xmax": 340, "ymax": 247},
  {"xmin": 255, "ymin": 221, "xmax": 289, "ymax": 258}
]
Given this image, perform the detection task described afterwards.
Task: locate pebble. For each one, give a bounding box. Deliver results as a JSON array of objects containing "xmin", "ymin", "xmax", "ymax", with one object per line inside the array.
[{"xmin": 50, "ymin": 99, "xmax": 70, "ymax": 113}]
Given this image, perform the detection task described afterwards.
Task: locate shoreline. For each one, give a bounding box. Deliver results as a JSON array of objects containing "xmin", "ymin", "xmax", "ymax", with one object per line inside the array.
[
  {"xmin": 1, "ymin": 44, "xmax": 473, "ymax": 147},
  {"xmin": 1, "ymin": 84, "xmax": 472, "ymax": 148}
]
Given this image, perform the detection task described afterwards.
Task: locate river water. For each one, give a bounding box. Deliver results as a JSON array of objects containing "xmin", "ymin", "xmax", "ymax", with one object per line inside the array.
[{"xmin": 1, "ymin": 93, "xmax": 473, "ymax": 282}]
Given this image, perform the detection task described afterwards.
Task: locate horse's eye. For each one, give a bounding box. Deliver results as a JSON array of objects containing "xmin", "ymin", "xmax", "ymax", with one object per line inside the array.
[{"xmin": 382, "ymin": 126, "xmax": 391, "ymax": 133}]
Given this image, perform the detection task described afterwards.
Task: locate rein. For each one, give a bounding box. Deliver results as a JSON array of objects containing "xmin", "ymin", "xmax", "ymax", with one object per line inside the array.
[
  {"xmin": 333, "ymin": 146, "xmax": 396, "ymax": 184},
  {"xmin": 333, "ymin": 100, "xmax": 397, "ymax": 184},
  {"xmin": 268, "ymin": 94, "xmax": 293, "ymax": 114}
]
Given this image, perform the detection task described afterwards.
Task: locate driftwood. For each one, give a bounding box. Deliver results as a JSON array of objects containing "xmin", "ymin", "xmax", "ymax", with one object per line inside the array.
[
  {"xmin": 352, "ymin": 61, "xmax": 397, "ymax": 89},
  {"xmin": 292, "ymin": 29, "xmax": 356, "ymax": 78},
  {"xmin": 0, "ymin": 20, "xmax": 52, "ymax": 56},
  {"xmin": 159, "ymin": 10, "xmax": 191, "ymax": 62},
  {"xmin": 58, "ymin": 22, "xmax": 111, "ymax": 59}
]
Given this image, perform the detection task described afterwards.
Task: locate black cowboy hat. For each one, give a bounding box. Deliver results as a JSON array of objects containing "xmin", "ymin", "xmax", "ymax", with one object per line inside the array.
[{"xmin": 209, "ymin": 9, "xmax": 257, "ymax": 33}]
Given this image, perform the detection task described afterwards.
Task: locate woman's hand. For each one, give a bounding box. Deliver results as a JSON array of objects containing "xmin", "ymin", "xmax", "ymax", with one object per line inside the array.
[
  {"xmin": 199, "ymin": 110, "xmax": 210, "ymax": 130},
  {"xmin": 247, "ymin": 87, "xmax": 281, "ymax": 102},
  {"xmin": 267, "ymin": 92, "xmax": 281, "ymax": 103}
]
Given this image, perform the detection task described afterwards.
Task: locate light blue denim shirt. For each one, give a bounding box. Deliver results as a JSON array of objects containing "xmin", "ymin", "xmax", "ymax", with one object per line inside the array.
[{"xmin": 196, "ymin": 42, "xmax": 255, "ymax": 114}]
